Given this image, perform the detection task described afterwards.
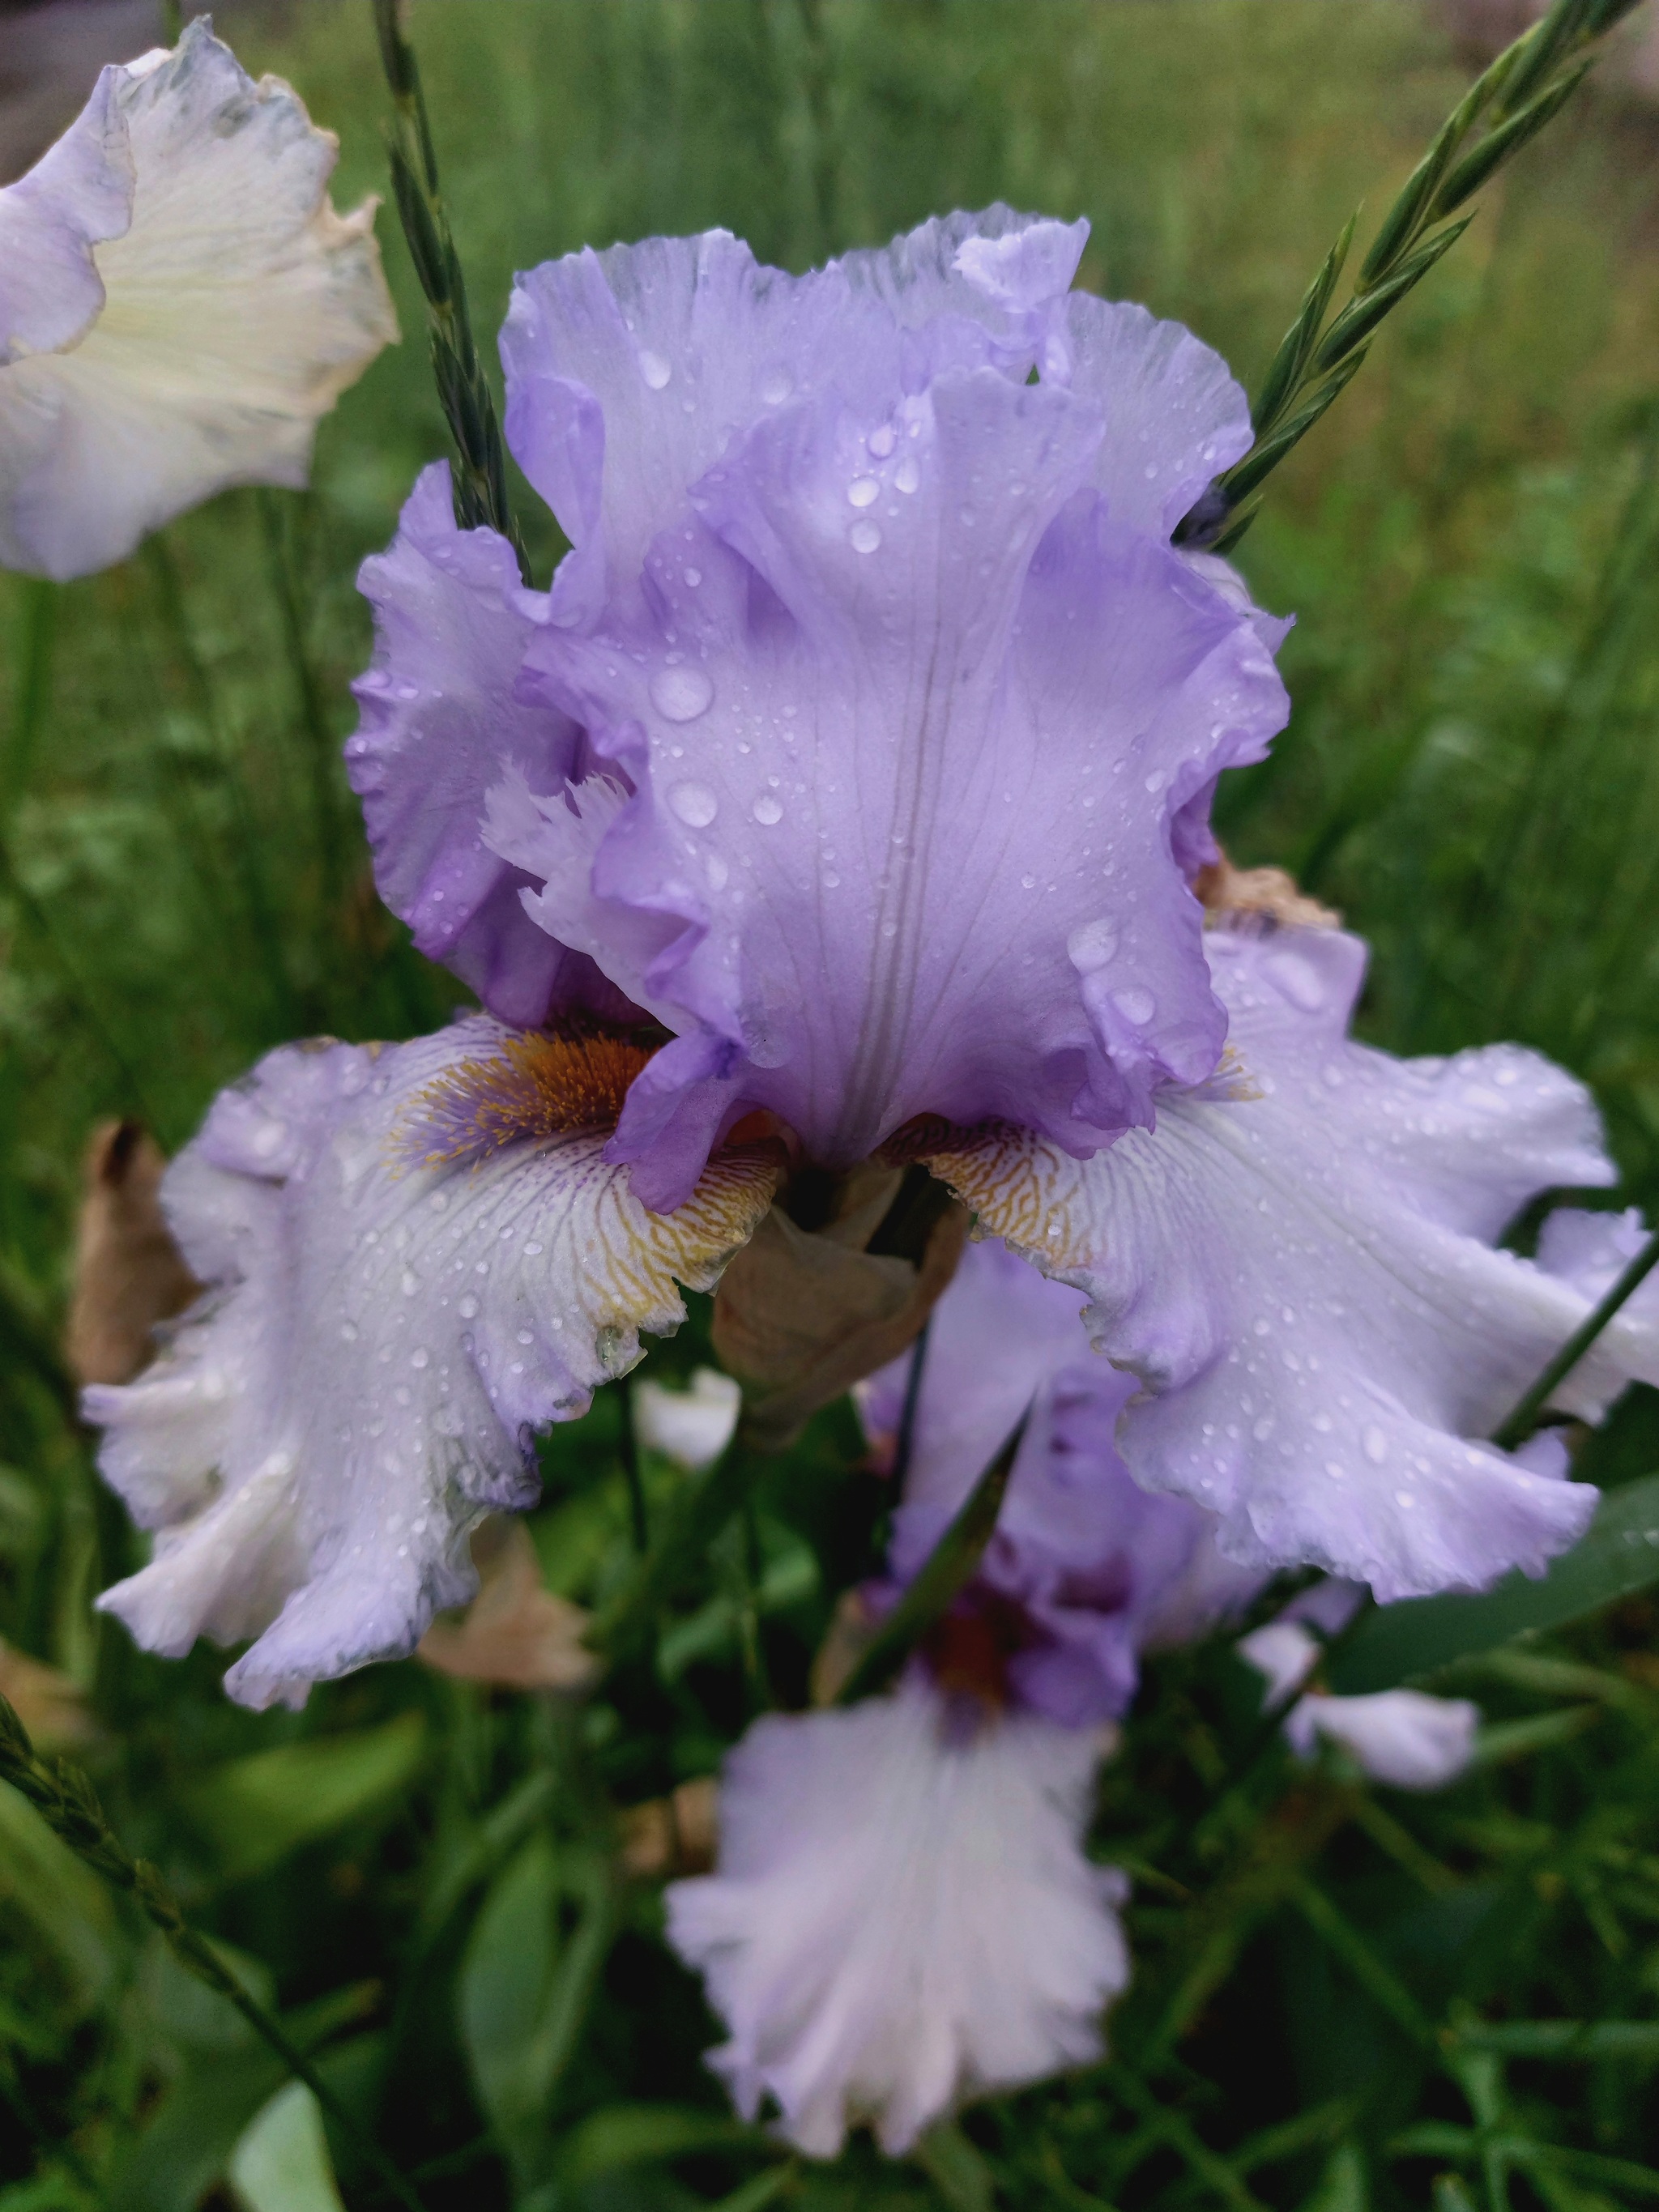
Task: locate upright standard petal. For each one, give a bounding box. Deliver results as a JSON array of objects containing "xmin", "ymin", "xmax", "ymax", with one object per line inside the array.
[
  {"xmin": 511, "ymin": 369, "xmax": 1286, "ymax": 1192},
  {"xmin": 84, "ymin": 1020, "xmax": 778, "ymax": 1709},
  {"xmin": 666, "ymin": 1677, "xmax": 1128, "ymax": 2157},
  {"xmin": 499, "ymin": 208, "xmax": 1083, "ymax": 627},
  {"xmin": 923, "ymin": 924, "xmax": 1645, "ymax": 1600},
  {"xmin": 0, "ymin": 20, "xmax": 395, "ymax": 580}
]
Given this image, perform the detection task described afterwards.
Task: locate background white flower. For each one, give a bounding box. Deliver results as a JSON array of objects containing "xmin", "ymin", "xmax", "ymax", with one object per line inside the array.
[{"xmin": 0, "ymin": 19, "xmax": 396, "ymax": 580}]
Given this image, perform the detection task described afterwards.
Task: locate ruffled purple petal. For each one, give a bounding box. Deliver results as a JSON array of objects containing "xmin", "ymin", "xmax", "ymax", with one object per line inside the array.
[
  {"xmin": 1051, "ymin": 294, "xmax": 1253, "ymax": 538},
  {"xmin": 349, "ymin": 467, "xmax": 638, "ymax": 1025},
  {"xmin": 500, "ymin": 208, "xmax": 1082, "ymax": 628},
  {"xmin": 928, "ymin": 925, "xmax": 1637, "ymax": 1600},
  {"xmin": 1535, "ymin": 1204, "xmax": 1659, "ymax": 1417},
  {"xmin": 509, "ymin": 369, "xmax": 1285, "ymax": 1190},
  {"xmin": 84, "ymin": 1017, "xmax": 778, "ymax": 1708},
  {"xmin": 862, "ymin": 1238, "xmax": 1262, "ymax": 1725}
]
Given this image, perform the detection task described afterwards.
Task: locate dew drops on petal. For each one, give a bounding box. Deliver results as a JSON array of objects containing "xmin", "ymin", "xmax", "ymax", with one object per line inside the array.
[
  {"xmin": 639, "ymin": 350, "xmax": 672, "ymax": 390},
  {"xmin": 1111, "ymin": 985, "xmax": 1157, "ymax": 1026},
  {"xmin": 1067, "ymin": 917, "xmax": 1120, "ymax": 975},
  {"xmin": 753, "ymin": 793, "xmax": 783, "ymax": 825},
  {"xmin": 650, "ymin": 667, "xmax": 714, "ymax": 722},
  {"xmin": 849, "ymin": 519, "xmax": 882, "ymax": 554},
  {"xmin": 669, "ymin": 782, "xmax": 719, "ymax": 828}
]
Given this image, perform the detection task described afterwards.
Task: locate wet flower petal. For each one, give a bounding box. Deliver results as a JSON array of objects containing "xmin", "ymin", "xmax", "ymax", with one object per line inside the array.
[
  {"xmin": 0, "ymin": 20, "xmax": 395, "ymax": 580},
  {"xmin": 666, "ymin": 1676, "xmax": 1128, "ymax": 2157},
  {"xmin": 350, "ymin": 467, "xmax": 636, "ymax": 1026},
  {"xmin": 925, "ymin": 924, "xmax": 1644, "ymax": 1600},
  {"xmin": 1534, "ymin": 1204, "xmax": 1659, "ymax": 1413},
  {"xmin": 859, "ymin": 1238, "xmax": 1260, "ymax": 1724},
  {"xmin": 84, "ymin": 1018, "xmax": 779, "ymax": 1710},
  {"xmin": 356, "ymin": 211, "xmax": 1287, "ymax": 1189},
  {"xmin": 516, "ymin": 381, "xmax": 1284, "ymax": 1190}
]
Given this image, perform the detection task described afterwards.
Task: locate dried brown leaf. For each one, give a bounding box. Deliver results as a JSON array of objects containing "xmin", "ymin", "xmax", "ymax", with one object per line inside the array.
[
  {"xmin": 65, "ymin": 1120, "xmax": 199, "ymax": 1387},
  {"xmin": 417, "ymin": 1517, "xmax": 599, "ymax": 1691}
]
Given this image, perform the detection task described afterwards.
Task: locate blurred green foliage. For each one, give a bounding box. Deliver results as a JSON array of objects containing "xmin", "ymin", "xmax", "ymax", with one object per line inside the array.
[{"xmin": 2, "ymin": 2, "xmax": 1659, "ymax": 2206}]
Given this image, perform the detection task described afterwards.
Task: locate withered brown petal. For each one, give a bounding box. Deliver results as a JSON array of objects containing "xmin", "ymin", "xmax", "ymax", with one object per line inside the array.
[
  {"xmin": 713, "ymin": 1179, "xmax": 967, "ymax": 1451},
  {"xmin": 620, "ymin": 1775, "xmax": 720, "ymax": 1880},
  {"xmin": 1192, "ymin": 848, "xmax": 1341, "ymax": 931},
  {"xmin": 66, "ymin": 1119, "xmax": 200, "ymax": 1387},
  {"xmin": 416, "ymin": 1517, "xmax": 599, "ymax": 1692}
]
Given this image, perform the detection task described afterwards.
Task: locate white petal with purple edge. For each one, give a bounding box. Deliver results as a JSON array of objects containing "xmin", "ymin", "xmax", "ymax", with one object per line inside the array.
[
  {"xmin": 925, "ymin": 925, "xmax": 1648, "ymax": 1600},
  {"xmin": 0, "ymin": 21, "xmax": 394, "ymax": 580},
  {"xmin": 84, "ymin": 1018, "xmax": 778, "ymax": 1710},
  {"xmin": 666, "ymin": 1677, "xmax": 1128, "ymax": 2157}
]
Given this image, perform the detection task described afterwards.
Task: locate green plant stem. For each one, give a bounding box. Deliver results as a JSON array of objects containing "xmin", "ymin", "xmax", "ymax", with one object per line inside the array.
[
  {"xmin": 0, "ymin": 1690, "xmax": 429, "ymax": 2212},
  {"xmin": 258, "ymin": 490, "xmax": 344, "ymax": 910},
  {"xmin": 1490, "ymin": 1226, "xmax": 1659, "ymax": 1450},
  {"xmin": 371, "ymin": 0, "xmax": 531, "ymax": 581},
  {"xmin": 586, "ymin": 1431, "xmax": 770, "ymax": 1658},
  {"xmin": 616, "ymin": 1380, "xmax": 649, "ymax": 1553},
  {"xmin": 834, "ymin": 1408, "xmax": 1028, "ymax": 1707},
  {"xmin": 1177, "ymin": 0, "xmax": 1644, "ymax": 550}
]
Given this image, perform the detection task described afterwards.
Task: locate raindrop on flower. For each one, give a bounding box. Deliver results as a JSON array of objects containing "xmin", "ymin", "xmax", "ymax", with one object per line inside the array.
[
  {"xmin": 1067, "ymin": 917, "xmax": 1120, "ymax": 975},
  {"xmin": 670, "ymin": 782, "xmax": 720, "ymax": 827},
  {"xmin": 650, "ymin": 667, "xmax": 714, "ymax": 722},
  {"xmin": 850, "ymin": 519, "xmax": 881, "ymax": 554},
  {"xmin": 639, "ymin": 350, "xmax": 672, "ymax": 390},
  {"xmin": 753, "ymin": 793, "xmax": 783, "ymax": 825}
]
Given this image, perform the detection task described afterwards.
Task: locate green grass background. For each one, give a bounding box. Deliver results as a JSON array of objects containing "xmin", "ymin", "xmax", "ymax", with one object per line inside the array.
[{"xmin": 3, "ymin": 3, "xmax": 1659, "ymax": 2207}]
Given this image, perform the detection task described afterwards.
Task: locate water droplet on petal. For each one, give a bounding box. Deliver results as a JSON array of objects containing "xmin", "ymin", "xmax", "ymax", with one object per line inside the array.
[
  {"xmin": 1067, "ymin": 917, "xmax": 1120, "ymax": 975},
  {"xmin": 868, "ymin": 423, "xmax": 897, "ymax": 458},
  {"xmin": 1111, "ymin": 985, "xmax": 1156, "ymax": 1026},
  {"xmin": 650, "ymin": 666, "xmax": 714, "ymax": 722},
  {"xmin": 894, "ymin": 454, "xmax": 920, "ymax": 494},
  {"xmin": 760, "ymin": 368, "xmax": 793, "ymax": 406},
  {"xmin": 753, "ymin": 792, "xmax": 783, "ymax": 825},
  {"xmin": 850, "ymin": 519, "xmax": 881, "ymax": 554},
  {"xmin": 1363, "ymin": 1425, "xmax": 1389, "ymax": 1464},
  {"xmin": 639, "ymin": 350, "xmax": 672, "ymax": 390},
  {"xmin": 669, "ymin": 781, "xmax": 719, "ymax": 827},
  {"xmin": 848, "ymin": 476, "xmax": 880, "ymax": 508}
]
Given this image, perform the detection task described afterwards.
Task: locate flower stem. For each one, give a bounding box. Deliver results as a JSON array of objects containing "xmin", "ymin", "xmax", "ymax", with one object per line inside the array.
[
  {"xmin": 1177, "ymin": 0, "xmax": 1646, "ymax": 551},
  {"xmin": 369, "ymin": 0, "xmax": 531, "ymax": 582},
  {"xmin": 1490, "ymin": 1225, "xmax": 1659, "ymax": 1451},
  {"xmin": 834, "ymin": 1406, "xmax": 1028, "ymax": 1707},
  {"xmin": 0, "ymin": 1690, "xmax": 429, "ymax": 2212}
]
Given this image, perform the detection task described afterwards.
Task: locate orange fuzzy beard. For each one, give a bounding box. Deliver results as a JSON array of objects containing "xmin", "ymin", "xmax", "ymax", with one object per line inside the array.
[{"xmin": 396, "ymin": 1031, "xmax": 653, "ymax": 1166}]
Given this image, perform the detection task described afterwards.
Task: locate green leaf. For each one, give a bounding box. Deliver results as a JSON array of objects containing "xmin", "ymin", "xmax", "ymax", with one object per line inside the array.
[
  {"xmin": 177, "ymin": 1711, "xmax": 426, "ymax": 1882},
  {"xmin": 227, "ymin": 2082, "xmax": 347, "ymax": 2212},
  {"xmin": 1454, "ymin": 2018, "xmax": 1659, "ymax": 2061},
  {"xmin": 834, "ymin": 1413, "xmax": 1026, "ymax": 1707},
  {"xmin": 458, "ymin": 1831, "xmax": 561, "ymax": 2182},
  {"xmin": 1298, "ymin": 2142, "xmax": 1367, "ymax": 2212},
  {"xmin": 1326, "ymin": 1472, "xmax": 1659, "ymax": 1694},
  {"xmin": 107, "ymin": 1988, "xmax": 377, "ymax": 2212},
  {"xmin": 557, "ymin": 2103, "xmax": 760, "ymax": 2185},
  {"xmin": 0, "ymin": 1777, "xmax": 114, "ymax": 2010},
  {"xmin": 913, "ymin": 2121, "xmax": 997, "ymax": 2212}
]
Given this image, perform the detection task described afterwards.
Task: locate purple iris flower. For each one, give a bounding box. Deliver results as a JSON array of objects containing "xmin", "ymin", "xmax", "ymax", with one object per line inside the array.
[
  {"xmin": 83, "ymin": 213, "xmax": 1659, "ymax": 1707},
  {"xmin": 348, "ymin": 207, "xmax": 1286, "ymax": 1206}
]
